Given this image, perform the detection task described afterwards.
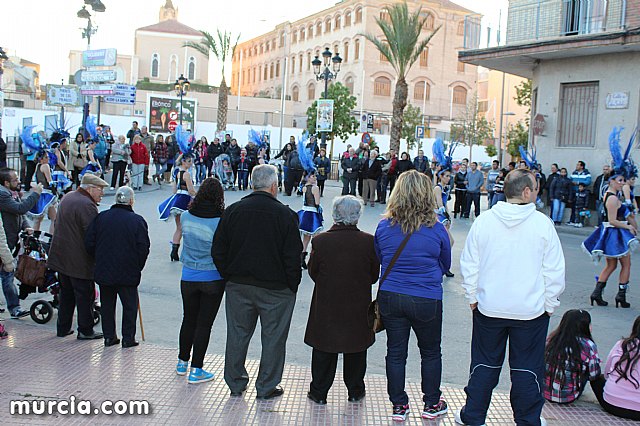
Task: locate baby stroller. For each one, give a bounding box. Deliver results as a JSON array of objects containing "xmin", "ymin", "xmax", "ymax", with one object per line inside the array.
[
  {"xmin": 269, "ymin": 158, "xmax": 284, "ymax": 192},
  {"xmin": 214, "ymin": 154, "xmax": 236, "ymax": 191},
  {"xmin": 16, "ymin": 231, "xmax": 101, "ymax": 325}
]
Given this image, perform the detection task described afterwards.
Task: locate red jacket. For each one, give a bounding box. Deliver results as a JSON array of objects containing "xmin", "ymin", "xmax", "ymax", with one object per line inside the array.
[{"xmin": 130, "ymin": 142, "xmax": 149, "ymax": 165}]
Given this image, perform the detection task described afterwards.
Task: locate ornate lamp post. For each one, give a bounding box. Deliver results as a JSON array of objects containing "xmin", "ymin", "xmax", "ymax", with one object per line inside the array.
[
  {"xmin": 312, "ymin": 47, "xmax": 342, "ymax": 149},
  {"xmin": 174, "ymin": 74, "xmax": 190, "ymax": 126}
]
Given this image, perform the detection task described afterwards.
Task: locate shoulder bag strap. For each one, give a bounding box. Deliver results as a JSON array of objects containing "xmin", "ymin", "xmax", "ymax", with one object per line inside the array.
[{"xmin": 379, "ymin": 232, "xmax": 412, "ymax": 286}]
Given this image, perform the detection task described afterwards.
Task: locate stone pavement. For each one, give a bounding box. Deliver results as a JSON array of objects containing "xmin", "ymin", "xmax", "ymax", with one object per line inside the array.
[{"xmin": 0, "ymin": 320, "xmax": 636, "ymax": 425}]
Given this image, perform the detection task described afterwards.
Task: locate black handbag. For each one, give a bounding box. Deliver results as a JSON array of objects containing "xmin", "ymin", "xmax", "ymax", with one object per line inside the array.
[{"xmin": 368, "ymin": 233, "xmax": 412, "ymax": 333}]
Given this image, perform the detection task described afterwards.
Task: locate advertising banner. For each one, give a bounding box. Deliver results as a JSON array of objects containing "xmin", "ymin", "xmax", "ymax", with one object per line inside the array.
[
  {"xmin": 82, "ymin": 48, "xmax": 117, "ymax": 67},
  {"xmin": 46, "ymin": 84, "xmax": 82, "ymax": 107},
  {"xmin": 316, "ymin": 99, "xmax": 334, "ymax": 133},
  {"xmin": 147, "ymin": 94, "xmax": 197, "ymax": 133}
]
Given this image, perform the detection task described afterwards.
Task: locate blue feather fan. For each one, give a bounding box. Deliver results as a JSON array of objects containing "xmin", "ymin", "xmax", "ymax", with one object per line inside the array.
[
  {"xmin": 297, "ymin": 131, "xmax": 315, "ymax": 173},
  {"xmin": 21, "ymin": 125, "xmax": 40, "ymax": 153},
  {"xmin": 85, "ymin": 116, "xmax": 98, "ymax": 140},
  {"xmin": 175, "ymin": 125, "xmax": 192, "ymax": 155}
]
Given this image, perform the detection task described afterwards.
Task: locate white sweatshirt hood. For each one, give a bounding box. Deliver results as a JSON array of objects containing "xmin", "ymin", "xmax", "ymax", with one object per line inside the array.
[{"xmin": 490, "ymin": 201, "xmax": 537, "ymax": 228}]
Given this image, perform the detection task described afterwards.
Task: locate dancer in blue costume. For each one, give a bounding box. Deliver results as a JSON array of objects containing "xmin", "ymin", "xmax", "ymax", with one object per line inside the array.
[
  {"xmin": 28, "ymin": 150, "xmax": 58, "ymax": 234},
  {"xmin": 79, "ymin": 116, "xmax": 102, "ymax": 180},
  {"xmin": 432, "ymin": 138, "xmax": 456, "ymax": 278},
  {"xmin": 296, "ymin": 132, "xmax": 323, "ymax": 269},
  {"xmin": 158, "ymin": 126, "xmax": 196, "ymax": 262},
  {"xmin": 584, "ymin": 127, "xmax": 638, "ymax": 308},
  {"xmin": 49, "ymin": 132, "xmax": 73, "ymax": 193}
]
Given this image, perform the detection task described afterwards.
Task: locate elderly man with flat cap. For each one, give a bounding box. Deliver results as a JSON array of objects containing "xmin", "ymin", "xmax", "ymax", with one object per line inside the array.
[
  {"xmin": 85, "ymin": 187, "xmax": 150, "ymax": 347},
  {"xmin": 48, "ymin": 174, "xmax": 109, "ymax": 340}
]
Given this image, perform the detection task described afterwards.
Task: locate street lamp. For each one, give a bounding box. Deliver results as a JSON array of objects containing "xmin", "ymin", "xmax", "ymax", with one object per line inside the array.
[
  {"xmin": 174, "ymin": 74, "xmax": 190, "ymax": 126},
  {"xmin": 312, "ymin": 47, "xmax": 342, "ymax": 149}
]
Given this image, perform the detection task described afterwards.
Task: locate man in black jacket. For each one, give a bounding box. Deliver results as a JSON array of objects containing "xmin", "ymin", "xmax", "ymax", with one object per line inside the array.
[
  {"xmin": 341, "ymin": 147, "xmax": 360, "ymax": 196},
  {"xmin": 284, "ymin": 147, "xmax": 304, "ymax": 196},
  {"xmin": 225, "ymin": 139, "xmax": 241, "ymax": 184},
  {"xmin": 213, "ymin": 164, "xmax": 302, "ymax": 400},
  {"xmin": 207, "ymin": 138, "xmax": 224, "ymax": 177},
  {"xmin": 453, "ymin": 164, "xmax": 468, "ymax": 218},
  {"xmin": 85, "ymin": 187, "xmax": 150, "ymax": 348},
  {"xmin": 593, "ymin": 164, "xmax": 611, "ymax": 225}
]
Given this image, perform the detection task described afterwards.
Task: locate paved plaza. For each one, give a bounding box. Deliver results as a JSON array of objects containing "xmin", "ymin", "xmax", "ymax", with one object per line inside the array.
[{"xmin": 0, "ymin": 180, "xmax": 638, "ymax": 424}]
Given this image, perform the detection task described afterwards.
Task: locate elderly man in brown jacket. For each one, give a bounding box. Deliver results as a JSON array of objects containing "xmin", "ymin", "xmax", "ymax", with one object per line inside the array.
[
  {"xmin": 48, "ymin": 174, "xmax": 109, "ymax": 339},
  {"xmin": 305, "ymin": 195, "xmax": 380, "ymax": 405}
]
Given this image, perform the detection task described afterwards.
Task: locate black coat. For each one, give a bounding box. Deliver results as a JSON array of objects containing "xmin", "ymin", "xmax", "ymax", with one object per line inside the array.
[
  {"xmin": 454, "ymin": 171, "xmax": 468, "ymax": 190},
  {"xmin": 212, "ymin": 192, "xmax": 303, "ymax": 292},
  {"xmin": 397, "ymin": 159, "xmax": 414, "ymax": 174},
  {"xmin": 341, "ymin": 156, "xmax": 360, "ymax": 179},
  {"xmin": 85, "ymin": 204, "xmax": 150, "ymax": 287},
  {"xmin": 226, "ymin": 144, "xmax": 241, "ymax": 165},
  {"xmin": 361, "ymin": 158, "xmax": 382, "ymax": 180},
  {"xmin": 550, "ymin": 175, "xmax": 572, "ymax": 201},
  {"xmin": 207, "ymin": 143, "xmax": 224, "ymax": 161}
]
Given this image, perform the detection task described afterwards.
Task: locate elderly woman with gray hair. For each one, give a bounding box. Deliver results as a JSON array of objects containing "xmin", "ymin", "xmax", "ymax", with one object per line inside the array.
[{"xmin": 304, "ymin": 195, "xmax": 380, "ymax": 405}]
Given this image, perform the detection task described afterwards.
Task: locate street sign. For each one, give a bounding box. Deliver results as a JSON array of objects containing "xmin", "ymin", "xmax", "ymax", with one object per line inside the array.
[
  {"xmin": 82, "ymin": 48, "xmax": 117, "ymax": 67},
  {"xmin": 366, "ymin": 113, "xmax": 374, "ymax": 131},
  {"xmin": 168, "ymin": 121, "xmax": 178, "ymax": 132},
  {"xmin": 80, "ymin": 84, "xmax": 115, "ymax": 95},
  {"xmin": 79, "ymin": 70, "xmax": 117, "ymax": 83},
  {"xmin": 103, "ymin": 95, "xmax": 135, "ymax": 105},
  {"xmin": 103, "ymin": 84, "xmax": 136, "ymax": 104},
  {"xmin": 362, "ymin": 132, "xmax": 371, "ymax": 145},
  {"xmin": 46, "ymin": 84, "xmax": 82, "ymax": 107},
  {"xmin": 532, "ymin": 114, "xmax": 546, "ymax": 136},
  {"xmin": 415, "ymin": 125, "xmax": 425, "ymax": 139}
]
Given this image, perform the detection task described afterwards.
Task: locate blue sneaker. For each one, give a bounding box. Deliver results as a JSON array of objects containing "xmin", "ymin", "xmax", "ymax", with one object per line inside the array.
[
  {"xmin": 176, "ymin": 359, "xmax": 188, "ymax": 376},
  {"xmin": 188, "ymin": 368, "xmax": 215, "ymax": 384}
]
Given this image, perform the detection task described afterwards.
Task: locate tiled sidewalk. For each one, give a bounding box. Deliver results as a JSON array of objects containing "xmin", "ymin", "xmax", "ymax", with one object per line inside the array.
[{"xmin": 0, "ymin": 321, "xmax": 636, "ymax": 425}]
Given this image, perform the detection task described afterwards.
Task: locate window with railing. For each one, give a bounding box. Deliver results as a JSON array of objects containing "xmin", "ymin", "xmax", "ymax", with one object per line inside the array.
[
  {"xmin": 414, "ymin": 81, "xmax": 430, "ymax": 101},
  {"xmin": 374, "ymin": 77, "xmax": 391, "ymax": 96},
  {"xmin": 558, "ymin": 81, "xmax": 599, "ymax": 147}
]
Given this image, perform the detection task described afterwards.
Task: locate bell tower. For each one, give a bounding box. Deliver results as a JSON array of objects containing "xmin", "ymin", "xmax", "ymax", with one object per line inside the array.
[{"xmin": 159, "ymin": 0, "xmax": 178, "ymax": 22}]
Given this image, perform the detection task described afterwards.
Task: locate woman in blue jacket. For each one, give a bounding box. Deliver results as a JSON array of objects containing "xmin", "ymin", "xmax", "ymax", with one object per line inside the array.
[
  {"xmin": 176, "ymin": 178, "xmax": 226, "ymax": 384},
  {"xmin": 374, "ymin": 170, "xmax": 451, "ymax": 422},
  {"xmin": 550, "ymin": 168, "xmax": 573, "ymax": 225}
]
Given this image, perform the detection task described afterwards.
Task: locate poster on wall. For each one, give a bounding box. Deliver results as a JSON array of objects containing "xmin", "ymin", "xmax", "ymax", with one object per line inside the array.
[
  {"xmin": 215, "ymin": 130, "xmax": 232, "ymax": 142},
  {"xmin": 147, "ymin": 94, "xmax": 197, "ymax": 134},
  {"xmin": 316, "ymin": 100, "xmax": 334, "ymax": 133}
]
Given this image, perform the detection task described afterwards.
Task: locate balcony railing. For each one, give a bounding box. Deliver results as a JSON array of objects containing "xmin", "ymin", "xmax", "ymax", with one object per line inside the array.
[{"xmin": 506, "ymin": 0, "xmax": 626, "ymax": 44}]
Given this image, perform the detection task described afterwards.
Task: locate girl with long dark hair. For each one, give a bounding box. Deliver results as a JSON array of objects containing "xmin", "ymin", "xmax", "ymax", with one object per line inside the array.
[
  {"xmin": 543, "ymin": 310, "xmax": 601, "ymax": 403},
  {"xmin": 176, "ymin": 177, "xmax": 226, "ymax": 384},
  {"xmin": 591, "ymin": 315, "xmax": 640, "ymax": 420}
]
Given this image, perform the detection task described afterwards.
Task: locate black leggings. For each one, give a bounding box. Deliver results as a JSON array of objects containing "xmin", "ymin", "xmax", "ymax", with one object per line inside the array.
[
  {"xmin": 318, "ymin": 179, "xmax": 325, "ymax": 196},
  {"xmin": 111, "ymin": 161, "xmax": 127, "ymax": 188},
  {"xmin": 591, "ymin": 375, "xmax": 640, "ymax": 421},
  {"xmin": 178, "ymin": 280, "xmax": 225, "ymax": 369}
]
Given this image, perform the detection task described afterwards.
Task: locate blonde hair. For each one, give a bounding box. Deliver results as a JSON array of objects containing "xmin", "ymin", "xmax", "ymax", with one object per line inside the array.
[{"xmin": 384, "ymin": 170, "xmax": 437, "ymax": 234}]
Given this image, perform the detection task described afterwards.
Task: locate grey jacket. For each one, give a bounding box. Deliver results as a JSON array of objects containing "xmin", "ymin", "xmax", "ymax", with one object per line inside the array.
[
  {"xmin": 467, "ymin": 170, "xmax": 485, "ymax": 193},
  {"xmin": 0, "ymin": 186, "xmax": 39, "ymax": 250}
]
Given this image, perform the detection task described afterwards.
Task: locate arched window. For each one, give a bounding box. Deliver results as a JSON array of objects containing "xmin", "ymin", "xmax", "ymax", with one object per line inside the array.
[
  {"xmin": 187, "ymin": 56, "xmax": 196, "ymax": 80},
  {"xmin": 380, "ymin": 41, "xmax": 389, "ymax": 62},
  {"xmin": 380, "ymin": 9, "xmax": 390, "ymax": 22},
  {"xmin": 325, "ymin": 18, "xmax": 332, "ymax": 32},
  {"xmin": 276, "ymin": 60, "xmax": 280, "ymax": 78},
  {"xmin": 151, "ymin": 53, "xmax": 159, "ymax": 78},
  {"xmin": 260, "ymin": 44, "xmax": 264, "ymax": 54},
  {"xmin": 292, "ymin": 32, "xmax": 298, "ymax": 44},
  {"xmin": 317, "ymin": 21, "xmax": 322, "ymax": 36},
  {"xmin": 291, "ymin": 56, "xmax": 296, "ymax": 73},
  {"xmin": 457, "ymin": 21, "xmax": 465, "ymax": 36},
  {"xmin": 299, "ymin": 54, "xmax": 303, "ymax": 72},
  {"xmin": 355, "ymin": 7, "xmax": 362, "ymax": 23},
  {"xmin": 292, "ymin": 86, "xmax": 300, "ymax": 102},
  {"xmin": 335, "ymin": 15, "xmax": 341, "ymax": 30},
  {"xmin": 453, "ymin": 86, "xmax": 468, "ymax": 104},
  {"xmin": 345, "ymin": 76, "xmax": 354, "ymax": 94},
  {"xmin": 420, "ymin": 47, "xmax": 429, "ymax": 67},
  {"xmin": 424, "ymin": 13, "xmax": 435, "ymax": 30},
  {"xmin": 345, "ymin": 11, "xmax": 352, "ymax": 26},
  {"xmin": 252, "ymin": 67, "xmax": 256, "ymax": 83},
  {"xmin": 354, "ymin": 39, "xmax": 360, "ymax": 60},
  {"xmin": 343, "ymin": 42, "xmax": 349, "ymax": 62},
  {"xmin": 263, "ymin": 65, "xmax": 268, "ymax": 80},
  {"xmin": 169, "ymin": 54, "xmax": 178, "ymax": 81},
  {"xmin": 270, "ymin": 63, "xmax": 274, "ymax": 79},
  {"xmin": 308, "ymin": 25, "xmax": 313, "ymax": 39},
  {"xmin": 280, "ymin": 31, "xmax": 285, "ymax": 47},
  {"xmin": 308, "ymin": 82, "xmax": 316, "ymax": 100},
  {"xmin": 414, "ymin": 81, "xmax": 431, "ymax": 101},
  {"xmin": 374, "ymin": 76, "xmax": 391, "ymax": 96},
  {"xmin": 300, "ymin": 27, "xmax": 305, "ymax": 41}
]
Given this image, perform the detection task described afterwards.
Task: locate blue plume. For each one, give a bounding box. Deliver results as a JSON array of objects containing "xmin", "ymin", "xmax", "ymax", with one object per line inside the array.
[
  {"xmin": 297, "ymin": 132, "xmax": 316, "ymax": 173},
  {"xmin": 175, "ymin": 125, "xmax": 192, "ymax": 155},
  {"xmin": 47, "ymin": 151, "xmax": 58, "ymax": 168},
  {"xmin": 85, "ymin": 116, "xmax": 97, "ymax": 140},
  {"xmin": 21, "ymin": 125, "xmax": 40, "ymax": 153},
  {"xmin": 609, "ymin": 127, "xmax": 623, "ymax": 169},
  {"xmin": 432, "ymin": 138, "xmax": 446, "ymax": 165},
  {"xmin": 248, "ymin": 129, "xmax": 265, "ymax": 149},
  {"xmin": 624, "ymin": 127, "xmax": 637, "ymax": 161}
]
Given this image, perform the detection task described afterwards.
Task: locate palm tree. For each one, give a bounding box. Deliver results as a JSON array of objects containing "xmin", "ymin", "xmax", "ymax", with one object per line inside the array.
[
  {"xmin": 361, "ymin": 1, "xmax": 439, "ymax": 152},
  {"xmin": 184, "ymin": 30, "xmax": 240, "ymax": 132}
]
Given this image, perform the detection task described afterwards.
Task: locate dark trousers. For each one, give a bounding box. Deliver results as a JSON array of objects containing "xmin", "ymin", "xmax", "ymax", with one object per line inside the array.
[
  {"xmin": 111, "ymin": 161, "xmax": 127, "ymax": 188},
  {"xmin": 23, "ymin": 160, "xmax": 37, "ymax": 190},
  {"xmin": 238, "ymin": 170, "xmax": 249, "ymax": 190},
  {"xmin": 460, "ymin": 310, "xmax": 549, "ymax": 426},
  {"xmin": 317, "ymin": 179, "xmax": 325, "ymax": 196},
  {"xmin": 376, "ymin": 176, "xmax": 384, "ymax": 201},
  {"xmin": 310, "ymin": 348, "xmax": 367, "ymax": 399},
  {"xmin": 342, "ymin": 176, "xmax": 357, "ymax": 195},
  {"xmin": 99, "ymin": 285, "xmax": 138, "ymax": 343},
  {"xmin": 285, "ymin": 169, "xmax": 303, "ymax": 195},
  {"xmin": 488, "ymin": 191, "xmax": 495, "ymax": 209},
  {"xmin": 57, "ymin": 274, "xmax": 96, "ymax": 336},
  {"xmin": 357, "ymin": 175, "xmax": 364, "ymax": 196},
  {"xmin": 570, "ymin": 204, "xmax": 577, "ymax": 223},
  {"xmin": 178, "ymin": 280, "xmax": 225, "ymax": 369},
  {"xmin": 465, "ymin": 192, "xmax": 481, "ymax": 217},
  {"xmin": 144, "ymin": 165, "xmax": 150, "ymax": 184},
  {"xmin": 378, "ymin": 290, "xmax": 443, "ymax": 406},
  {"xmin": 591, "ymin": 375, "xmax": 640, "ymax": 421},
  {"xmin": 232, "ymin": 164, "xmax": 239, "ymax": 184},
  {"xmin": 454, "ymin": 189, "xmax": 467, "ymax": 214},
  {"xmin": 224, "ymin": 281, "xmax": 296, "ymax": 396}
]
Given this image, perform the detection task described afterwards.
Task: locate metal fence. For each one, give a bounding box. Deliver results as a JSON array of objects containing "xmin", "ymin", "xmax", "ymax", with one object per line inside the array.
[{"xmin": 506, "ymin": 0, "xmax": 626, "ymax": 44}]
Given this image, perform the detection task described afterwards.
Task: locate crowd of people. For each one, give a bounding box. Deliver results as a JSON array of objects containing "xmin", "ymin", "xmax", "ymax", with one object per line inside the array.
[{"xmin": 1, "ymin": 122, "xmax": 639, "ymax": 423}]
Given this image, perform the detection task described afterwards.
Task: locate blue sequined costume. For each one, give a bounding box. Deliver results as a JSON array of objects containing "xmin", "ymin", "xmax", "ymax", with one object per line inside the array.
[
  {"xmin": 297, "ymin": 184, "xmax": 323, "ymax": 235},
  {"xmin": 158, "ymin": 170, "xmax": 192, "ymax": 220}
]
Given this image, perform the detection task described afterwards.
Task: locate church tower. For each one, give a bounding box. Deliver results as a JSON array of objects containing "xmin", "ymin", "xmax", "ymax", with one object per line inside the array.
[{"xmin": 159, "ymin": 0, "xmax": 178, "ymax": 22}]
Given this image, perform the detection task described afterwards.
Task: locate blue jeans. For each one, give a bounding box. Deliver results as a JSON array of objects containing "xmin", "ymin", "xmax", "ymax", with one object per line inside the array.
[
  {"xmin": 195, "ymin": 164, "xmax": 206, "ymax": 184},
  {"xmin": 460, "ymin": 310, "xmax": 549, "ymax": 426},
  {"xmin": 238, "ymin": 170, "xmax": 249, "ymax": 190},
  {"xmin": 0, "ymin": 269, "xmax": 20, "ymax": 314},
  {"xmin": 552, "ymin": 199, "xmax": 565, "ymax": 223},
  {"xmin": 378, "ymin": 290, "xmax": 443, "ymax": 406}
]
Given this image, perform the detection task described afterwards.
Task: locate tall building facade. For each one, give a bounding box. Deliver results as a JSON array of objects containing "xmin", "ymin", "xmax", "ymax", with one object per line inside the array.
[{"xmin": 231, "ymin": 0, "xmax": 479, "ymax": 133}]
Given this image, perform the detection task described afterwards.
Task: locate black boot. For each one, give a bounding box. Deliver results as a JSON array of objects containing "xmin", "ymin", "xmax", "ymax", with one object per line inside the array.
[
  {"xmin": 301, "ymin": 252, "xmax": 308, "ymax": 270},
  {"xmin": 170, "ymin": 243, "xmax": 180, "ymax": 262},
  {"xmin": 615, "ymin": 283, "xmax": 631, "ymax": 308},
  {"xmin": 590, "ymin": 281, "xmax": 608, "ymax": 306}
]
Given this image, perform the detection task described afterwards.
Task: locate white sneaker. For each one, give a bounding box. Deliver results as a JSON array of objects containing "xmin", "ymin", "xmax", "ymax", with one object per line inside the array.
[
  {"xmin": 540, "ymin": 417, "xmax": 547, "ymax": 426},
  {"xmin": 454, "ymin": 409, "xmax": 486, "ymax": 426},
  {"xmin": 575, "ymin": 223, "xmax": 583, "ymax": 228}
]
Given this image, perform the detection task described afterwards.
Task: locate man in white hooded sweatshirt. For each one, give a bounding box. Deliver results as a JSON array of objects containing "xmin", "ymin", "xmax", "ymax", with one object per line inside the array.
[{"xmin": 456, "ymin": 169, "xmax": 565, "ymax": 426}]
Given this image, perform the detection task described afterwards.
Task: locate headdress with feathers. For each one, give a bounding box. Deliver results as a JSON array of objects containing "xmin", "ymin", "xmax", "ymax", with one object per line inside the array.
[
  {"xmin": 21, "ymin": 125, "xmax": 44, "ymax": 154},
  {"xmin": 609, "ymin": 126, "xmax": 638, "ymax": 180},
  {"xmin": 174, "ymin": 125, "xmax": 193, "ymax": 157},
  {"xmin": 518, "ymin": 144, "xmax": 539, "ymax": 170},
  {"xmin": 432, "ymin": 138, "xmax": 457, "ymax": 175},
  {"xmin": 85, "ymin": 116, "xmax": 98, "ymax": 140},
  {"xmin": 248, "ymin": 129, "xmax": 266, "ymax": 150},
  {"xmin": 296, "ymin": 131, "xmax": 315, "ymax": 173},
  {"xmin": 50, "ymin": 116, "xmax": 74, "ymax": 148}
]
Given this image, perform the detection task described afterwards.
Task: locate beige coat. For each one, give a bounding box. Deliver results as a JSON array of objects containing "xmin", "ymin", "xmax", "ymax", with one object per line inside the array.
[{"xmin": 0, "ymin": 215, "xmax": 14, "ymax": 272}]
